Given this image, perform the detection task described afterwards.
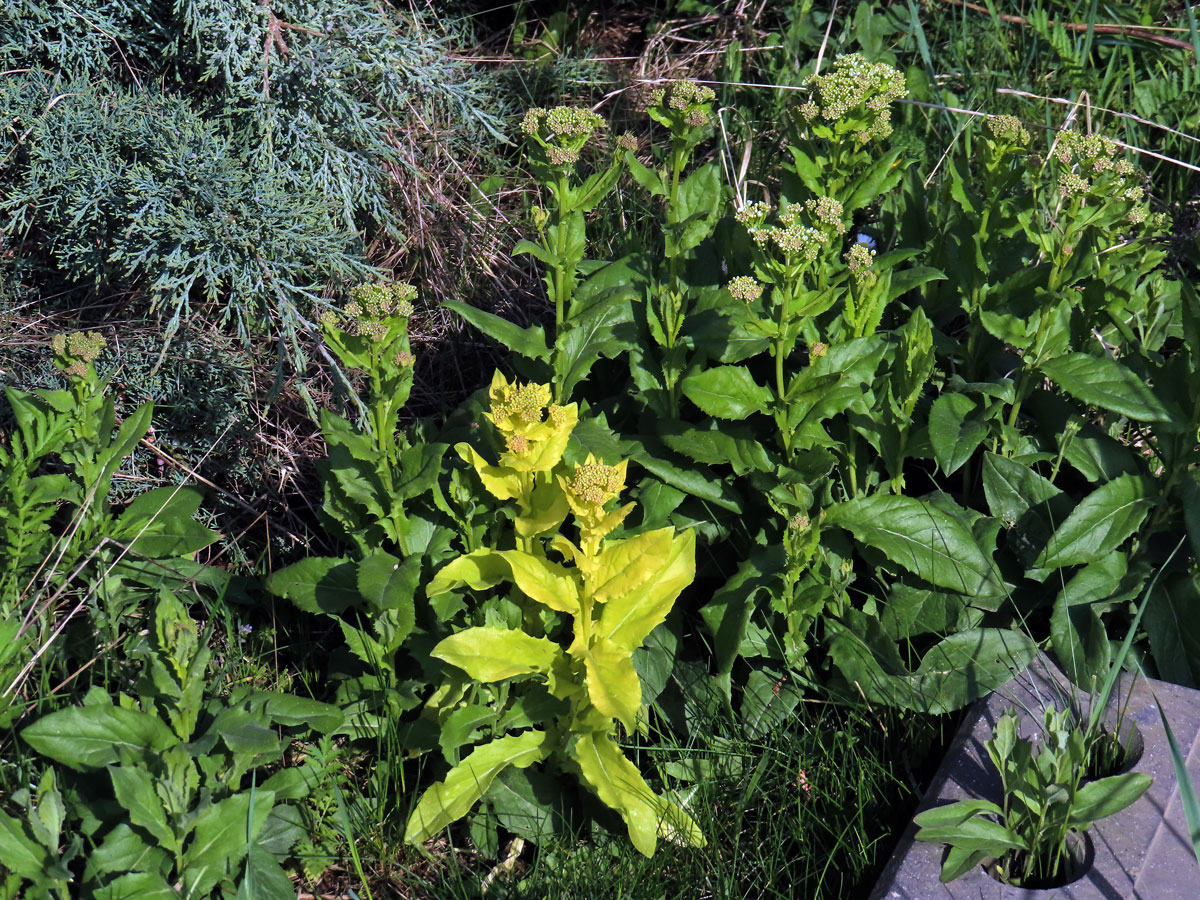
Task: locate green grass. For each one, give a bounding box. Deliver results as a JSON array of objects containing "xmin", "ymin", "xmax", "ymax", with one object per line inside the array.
[{"xmin": 384, "ymin": 702, "xmax": 948, "ymax": 900}]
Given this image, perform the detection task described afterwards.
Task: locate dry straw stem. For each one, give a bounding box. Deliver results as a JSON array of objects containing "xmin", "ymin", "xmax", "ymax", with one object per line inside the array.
[{"xmin": 937, "ymin": 0, "xmax": 1198, "ymax": 52}]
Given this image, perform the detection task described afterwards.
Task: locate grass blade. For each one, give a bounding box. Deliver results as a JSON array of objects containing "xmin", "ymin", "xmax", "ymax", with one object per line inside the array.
[{"xmin": 1154, "ymin": 702, "xmax": 1200, "ymax": 869}]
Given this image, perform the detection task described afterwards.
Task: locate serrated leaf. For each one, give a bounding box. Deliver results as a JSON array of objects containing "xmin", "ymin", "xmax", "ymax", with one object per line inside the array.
[
  {"xmin": 264, "ymin": 556, "xmax": 360, "ymax": 615},
  {"xmin": 555, "ymin": 295, "xmax": 633, "ymax": 399},
  {"xmin": 681, "ymin": 365, "xmax": 771, "ymax": 420},
  {"xmin": 109, "ymin": 766, "xmax": 176, "ymax": 852},
  {"xmin": 657, "ymin": 420, "xmax": 773, "ymax": 475},
  {"xmin": 928, "ymin": 393, "xmax": 987, "ymax": 476},
  {"xmin": 444, "ymin": 300, "xmax": 550, "ymax": 362},
  {"xmin": 981, "ymin": 452, "xmax": 1062, "ymax": 524},
  {"xmin": 183, "ymin": 791, "xmax": 274, "ymax": 897}
]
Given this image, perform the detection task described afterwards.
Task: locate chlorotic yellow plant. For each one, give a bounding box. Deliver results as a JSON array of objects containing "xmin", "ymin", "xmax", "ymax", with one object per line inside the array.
[{"xmin": 405, "ymin": 373, "xmax": 702, "ymax": 857}]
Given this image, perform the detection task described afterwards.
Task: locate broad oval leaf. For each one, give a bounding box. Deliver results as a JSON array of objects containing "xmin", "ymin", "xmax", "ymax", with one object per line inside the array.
[
  {"xmin": 1068, "ymin": 772, "xmax": 1152, "ymax": 825},
  {"xmin": 22, "ymin": 705, "xmax": 176, "ymax": 770},
  {"xmin": 681, "ymin": 365, "xmax": 772, "ymax": 420},
  {"xmin": 433, "ymin": 627, "xmax": 565, "ymax": 683},
  {"xmin": 264, "ymin": 556, "xmax": 360, "ymax": 615},
  {"xmin": 825, "ymin": 494, "xmax": 1004, "ymax": 598},
  {"xmin": 928, "ymin": 393, "xmax": 987, "ymax": 476},
  {"xmin": 1040, "ymin": 353, "xmax": 1170, "ymax": 421},
  {"xmin": 583, "ymin": 637, "xmax": 641, "ymax": 731}
]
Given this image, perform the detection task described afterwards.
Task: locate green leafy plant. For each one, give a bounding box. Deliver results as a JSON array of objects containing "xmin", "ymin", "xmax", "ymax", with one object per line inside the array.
[
  {"xmin": 405, "ymin": 373, "xmax": 702, "ymax": 857},
  {"xmin": 0, "ymin": 332, "xmax": 222, "ymax": 725},
  {"xmin": 914, "ymin": 706, "xmax": 1151, "ymax": 885},
  {"xmin": 446, "ymin": 105, "xmax": 632, "ymax": 402},
  {"xmin": 18, "ymin": 590, "xmax": 343, "ymax": 897},
  {"xmin": 266, "ymin": 282, "xmax": 451, "ymax": 730}
]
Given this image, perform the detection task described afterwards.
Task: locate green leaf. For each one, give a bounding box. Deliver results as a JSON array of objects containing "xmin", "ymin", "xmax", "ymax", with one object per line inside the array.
[
  {"xmin": 914, "ymin": 815, "xmax": 1025, "ymax": 853},
  {"xmin": 0, "ymin": 811, "xmax": 46, "ymax": 878},
  {"xmin": 599, "ymin": 530, "xmax": 695, "ymax": 650},
  {"xmin": 1145, "ymin": 573, "xmax": 1200, "ymax": 689},
  {"xmin": 1068, "ymin": 773, "xmax": 1152, "ymax": 825},
  {"xmin": 584, "ymin": 637, "xmax": 641, "ymax": 731},
  {"xmin": 236, "ymin": 845, "xmax": 296, "ymax": 900},
  {"xmin": 356, "ymin": 550, "xmax": 419, "ymax": 635},
  {"xmin": 1050, "ymin": 590, "xmax": 1110, "ymax": 690},
  {"xmin": 624, "ymin": 151, "xmax": 666, "ymax": 196},
  {"xmin": 109, "ymin": 766, "xmax": 176, "ymax": 852},
  {"xmin": 257, "ymin": 693, "xmax": 343, "ymax": 734},
  {"xmin": 741, "ymin": 668, "xmax": 803, "ymax": 737},
  {"xmin": 22, "ymin": 705, "xmax": 176, "ymax": 770},
  {"xmin": 981, "ymin": 452, "xmax": 1062, "ymax": 524},
  {"xmin": 406, "ymin": 731, "xmax": 548, "ymax": 845},
  {"xmin": 658, "ymin": 420, "xmax": 773, "ymax": 475},
  {"xmin": 264, "ymin": 556, "xmax": 360, "ymax": 615},
  {"xmin": 84, "ymin": 824, "xmax": 168, "ymax": 879},
  {"xmin": 825, "ymin": 494, "xmax": 1004, "ymax": 599},
  {"xmin": 555, "ymin": 296, "xmax": 633, "ymax": 399},
  {"xmin": 116, "ymin": 486, "xmax": 203, "ymax": 530},
  {"xmin": 700, "ymin": 552, "xmax": 777, "ymax": 687},
  {"xmin": 928, "ymin": 393, "xmax": 987, "ymax": 476},
  {"xmin": 914, "ymin": 798, "xmax": 1005, "ymax": 829},
  {"xmin": 1040, "ymin": 353, "xmax": 1171, "ymax": 421},
  {"xmin": 183, "ymin": 790, "xmax": 275, "ymax": 897},
  {"xmin": 94, "ymin": 872, "xmax": 180, "ymax": 900},
  {"xmin": 444, "ymin": 300, "xmax": 551, "ymax": 362},
  {"xmin": 433, "ymin": 627, "xmax": 564, "ymax": 683},
  {"xmin": 829, "ymin": 613, "xmax": 1036, "ymax": 714},
  {"xmin": 681, "ymin": 365, "xmax": 771, "ymax": 420},
  {"xmin": 1033, "ymin": 474, "xmax": 1155, "ymax": 571},
  {"xmin": 569, "ymin": 732, "xmax": 657, "ymax": 856}
]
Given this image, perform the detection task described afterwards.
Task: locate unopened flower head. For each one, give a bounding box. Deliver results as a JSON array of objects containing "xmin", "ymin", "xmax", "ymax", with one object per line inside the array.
[
  {"xmin": 491, "ymin": 380, "xmax": 551, "ymax": 428},
  {"xmin": 1058, "ymin": 172, "xmax": 1090, "ymax": 199},
  {"xmin": 393, "ymin": 351, "xmax": 415, "ymax": 367},
  {"xmin": 522, "ymin": 106, "xmax": 605, "ymax": 169},
  {"xmin": 802, "ymin": 54, "xmax": 906, "ymax": 130},
  {"xmin": 649, "ymin": 80, "xmax": 717, "ymax": 132},
  {"xmin": 52, "ymin": 330, "xmax": 105, "ymax": 377},
  {"xmin": 844, "ymin": 242, "xmax": 876, "ymax": 283},
  {"xmin": 986, "ymin": 114, "xmax": 1030, "ymax": 147},
  {"xmin": 788, "ymin": 513, "xmax": 810, "ymax": 531},
  {"xmin": 727, "ymin": 275, "xmax": 764, "ymax": 303},
  {"xmin": 806, "ymin": 196, "xmax": 845, "ymax": 232},
  {"xmin": 809, "ymin": 341, "xmax": 828, "ymax": 359},
  {"xmin": 616, "ymin": 132, "xmax": 638, "ymax": 153},
  {"xmin": 568, "ymin": 459, "xmax": 625, "ymax": 508}
]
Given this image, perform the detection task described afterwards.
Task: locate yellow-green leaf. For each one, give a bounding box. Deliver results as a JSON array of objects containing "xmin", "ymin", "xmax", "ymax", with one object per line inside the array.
[
  {"xmin": 406, "ymin": 731, "xmax": 547, "ymax": 845},
  {"xmin": 589, "ymin": 530, "xmax": 673, "ymax": 604},
  {"xmin": 498, "ymin": 550, "xmax": 581, "ymax": 614},
  {"xmin": 584, "ymin": 637, "xmax": 641, "ymax": 731},
  {"xmin": 516, "ymin": 477, "xmax": 570, "ymax": 538},
  {"xmin": 570, "ymin": 732, "xmax": 660, "ymax": 856},
  {"xmin": 455, "ymin": 443, "xmax": 521, "ymax": 500},
  {"xmin": 433, "ymin": 627, "xmax": 565, "ymax": 682},
  {"xmin": 427, "ymin": 551, "xmax": 512, "ymax": 596},
  {"xmin": 599, "ymin": 530, "xmax": 696, "ymax": 650}
]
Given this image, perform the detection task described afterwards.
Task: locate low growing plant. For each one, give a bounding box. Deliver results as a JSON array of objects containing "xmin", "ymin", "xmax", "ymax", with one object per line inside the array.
[
  {"xmin": 914, "ymin": 706, "xmax": 1151, "ymax": 886},
  {"xmin": 17, "ymin": 590, "xmax": 343, "ymax": 897}
]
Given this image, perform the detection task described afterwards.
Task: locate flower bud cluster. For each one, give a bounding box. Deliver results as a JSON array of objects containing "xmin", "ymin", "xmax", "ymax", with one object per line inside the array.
[
  {"xmin": 806, "ymin": 196, "xmax": 846, "ymax": 233},
  {"xmin": 1049, "ymin": 131, "xmax": 1153, "ymax": 225},
  {"xmin": 648, "ymin": 80, "xmax": 717, "ymax": 134},
  {"xmin": 483, "ymin": 374, "xmax": 578, "ymax": 472},
  {"xmin": 727, "ymin": 275, "xmax": 764, "ymax": 303},
  {"xmin": 52, "ymin": 331, "xmax": 106, "ymax": 378},
  {"xmin": 800, "ymin": 54, "xmax": 906, "ymax": 141},
  {"xmin": 568, "ymin": 460, "xmax": 625, "ymax": 507},
  {"xmin": 986, "ymin": 115, "xmax": 1030, "ymax": 147},
  {"xmin": 844, "ymin": 242, "xmax": 877, "ymax": 286},
  {"xmin": 521, "ymin": 106, "xmax": 605, "ymax": 170},
  {"xmin": 326, "ymin": 282, "xmax": 416, "ymax": 343}
]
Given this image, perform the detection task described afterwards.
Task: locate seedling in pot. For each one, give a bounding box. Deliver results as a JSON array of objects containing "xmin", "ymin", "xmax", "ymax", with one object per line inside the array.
[{"xmin": 913, "ymin": 707, "xmax": 1151, "ymax": 887}]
